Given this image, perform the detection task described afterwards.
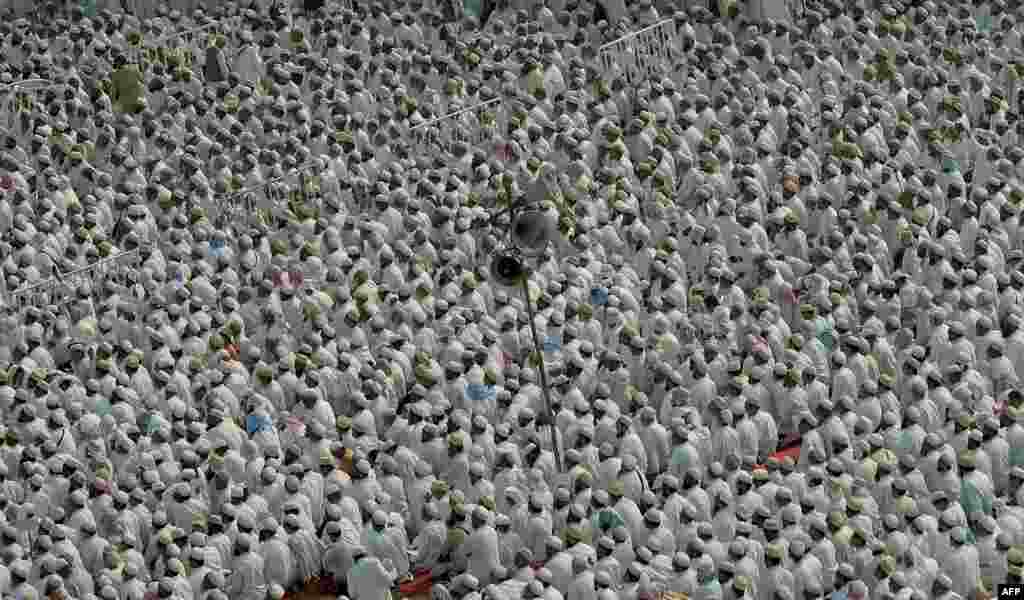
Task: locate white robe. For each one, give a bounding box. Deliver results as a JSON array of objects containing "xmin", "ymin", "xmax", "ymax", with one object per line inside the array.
[
  {"xmin": 465, "ymin": 524, "xmax": 502, "ymax": 585},
  {"xmin": 366, "ymin": 526, "xmax": 410, "ymax": 576},
  {"xmin": 259, "ymin": 537, "xmax": 294, "ymax": 589},
  {"xmin": 230, "ymin": 552, "xmax": 268, "ymax": 600},
  {"xmin": 288, "ymin": 529, "xmax": 324, "ymax": 584},
  {"xmin": 233, "ymin": 46, "xmax": 264, "ymax": 87},
  {"xmin": 348, "ymin": 557, "xmax": 396, "ymax": 600}
]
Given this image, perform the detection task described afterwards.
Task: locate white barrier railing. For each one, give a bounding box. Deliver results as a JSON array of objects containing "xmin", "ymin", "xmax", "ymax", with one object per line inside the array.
[
  {"xmin": 129, "ymin": 21, "xmax": 222, "ymax": 67},
  {"xmin": 1008, "ymin": 67, "xmax": 1021, "ymax": 118},
  {"xmin": 1, "ymin": 79, "xmax": 58, "ymax": 130},
  {"xmin": 598, "ymin": 18, "xmax": 678, "ymax": 113},
  {"xmin": 156, "ymin": 22, "xmax": 223, "ymax": 48},
  {"xmin": 410, "ymin": 98, "xmax": 504, "ymax": 155},
  {"xmin": 6, "ymin": 248, "xmax": 143, "ymax": 309},
  {"xmin": 215, "ymin": 160, "xmax": 325, "ymax": 224}
]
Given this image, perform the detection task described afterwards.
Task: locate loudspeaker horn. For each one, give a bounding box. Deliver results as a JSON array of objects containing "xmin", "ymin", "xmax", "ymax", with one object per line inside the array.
[
  {"xmin": 490, "ymin": 250, "xmax": 529, "ymax": 287},
  {"xmin": 510, "ymin": 209, "xmax": 557, "ymax": 254}
]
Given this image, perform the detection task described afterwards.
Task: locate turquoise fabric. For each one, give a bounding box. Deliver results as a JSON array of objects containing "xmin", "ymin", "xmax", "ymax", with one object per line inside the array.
[
  {"xmin": 816, "ymin": 318, "xmax": 835, "ymax": 352},
  {"xmin": 95, "ymin": 398, "xmax": 113, "ymax": 417},
  {"xmin": 463, "ymin": 0, "xmax": 482, "ymax": 18},
  {"xmin": 896, "ymin": 430, "xmax": 915, "ymax": 453},
  {"xmin": 592, "ymin": 509, "xmax": 626, "ymax": 532},
  {"xmin": 960, "ymin": 478, "xmax": 992, "ymax": 516},
  {"xmin": 1010, "ymin": 447, "xmax": 1024, "ymax": 467},
  {"xmin": 670, "ymin": 446, "xmax": 692, "ymax": 471}
]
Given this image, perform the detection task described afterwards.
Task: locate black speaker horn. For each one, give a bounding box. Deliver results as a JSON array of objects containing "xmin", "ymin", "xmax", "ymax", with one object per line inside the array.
[
  {"xmin": 490, "ymin": 251, "xmax": 529, "ymax": 287},
  {"xmin": 510, "ymin": 209, "xmax": 557, "ymax": 254}
]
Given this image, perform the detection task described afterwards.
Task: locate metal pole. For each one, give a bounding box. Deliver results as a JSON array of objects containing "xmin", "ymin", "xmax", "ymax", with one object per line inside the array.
[
  {"xmin": 409, "ymin": 97, "xmax": 501, "ymax": 133},
  {"xmin": 520, "ymin": 275, "xmax": 563, "ymax": 472},
  {"xmin": 8, "ymin": 247, "xmax": 143, "ymax": 300}
]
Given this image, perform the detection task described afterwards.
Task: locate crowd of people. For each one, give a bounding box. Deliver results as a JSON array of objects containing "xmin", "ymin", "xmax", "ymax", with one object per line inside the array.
[{"xmin": 0, "ymin": 0, "xmax": 1021, "ymax": 599}]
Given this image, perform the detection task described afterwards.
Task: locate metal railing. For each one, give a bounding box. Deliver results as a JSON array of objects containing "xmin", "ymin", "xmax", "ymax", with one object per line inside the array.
[
  {"xmin": 214, "ymin": 160, "xmax": 325, "ymax": 223},
  {"xmin": 410, "ymin": 97, "xmax": 504, "ymax": 154},
  {"xmin": 1, "ymin": 79, "xmax": 57, "ymax": 130},
  {"xmin": 5, "ymin": 248, "xmax": 144, "ymax": 308},
  {"xmin": 598, "ymin": 18, "xmax": 678, "ymax": 116},
  {"xmin": 128, "ymin": 21, "xmax": 222, "ymax": 66}
]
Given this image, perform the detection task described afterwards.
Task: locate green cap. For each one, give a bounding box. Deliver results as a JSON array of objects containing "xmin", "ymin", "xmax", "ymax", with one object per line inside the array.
[{"xmin": 431, "ymin": 480, "xmax": 449, "ymax": 497}]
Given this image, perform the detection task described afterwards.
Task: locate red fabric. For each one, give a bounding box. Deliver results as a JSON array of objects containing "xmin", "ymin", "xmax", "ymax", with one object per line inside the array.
[
  {"xmin": 317, "ymin": 578, "xmax": 339, "ymax": 595},
  {"xmin": 753, "ymin": 436, "xmax": 802, "ymax": 470},
  {"xmin": 272, "ymin": 270, "xmax": 305, "ymax": 289},
  {"xmin": 496, "ymin": 143, "xmax": 514, "ymax": 162},
  {"xmin": 399, "ymin": 571, "xmax": 434, "ymax": 595},
  {"xmin": 780, "ymin": 433, "xmax": 802, "ymax": 447},
  {"xmin": 770, "ymin": 445, "xmax": 801, "ymax": 463}
]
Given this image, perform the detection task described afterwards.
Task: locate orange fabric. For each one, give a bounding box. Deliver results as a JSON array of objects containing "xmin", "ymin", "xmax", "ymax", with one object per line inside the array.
[
  {"xmin": 339, "ymin": 448, "xmax": 355, "ymax": 475},
  {"xmin": 282, "ymin": 577, "xmax": 339, "ymax": 600}
]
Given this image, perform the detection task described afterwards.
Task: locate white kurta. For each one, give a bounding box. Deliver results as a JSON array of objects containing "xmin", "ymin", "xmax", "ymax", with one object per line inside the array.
[
  {"xmin": 348, "ymin": 557, "xmax": 396, "ymax": 600},
  {"xmin": 465, "ymin": 524, "xmax": 502, "ymax": 584}
]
